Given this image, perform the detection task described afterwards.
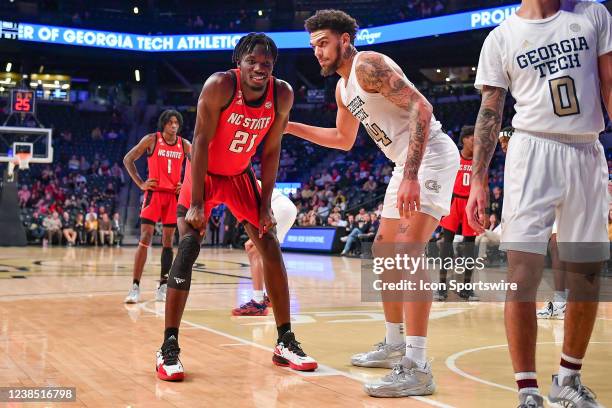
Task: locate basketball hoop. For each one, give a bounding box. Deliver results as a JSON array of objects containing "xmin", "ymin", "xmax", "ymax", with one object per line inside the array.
[
  {"xmin": 14, "ymin": 152, "xmax": 31, "ymax": 170},
  {"xmin": 7, "ymin": 152, "xmax": 31, "ymax": 180}
]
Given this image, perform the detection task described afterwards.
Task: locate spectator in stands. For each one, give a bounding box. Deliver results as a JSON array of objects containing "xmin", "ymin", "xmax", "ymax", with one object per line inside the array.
[
  {"xmin": 75, "ymin": 213, "xmax": 86, "ymax": 245},
  {"xmin": 68, "ymin": 155, "xmax": 80, "ymax": 171},
  {"xmin": 341, "ymin": 213, "xmax": 371, "ymax": 255},
  {"xmin": 27, "ymin": 211, "xmax": 46, "ymax": 243},
  {"xmin": 79, "ymin": 156, "xmax": 90, "ymax": 172},
  {"xmin": 362, "ymin": 176, "xmax": 378, "ymax": 192},
  {"xmin": 209, "ymin": 213, "xmax": 221, "ymax": 246},
  {"xmin": 490, "ymin": 186, "xmax": 503, "ymax": 220},
  {"xmin": 98, "ymin": 213, "xmax": 113, "ymax": 246},
  {"xmin": 62, "ymin": 211, "xmax": 77, "ymax": 246},
  {"xmin": 91, "ymin": 127, "xmax": 102, "ymax": 140},
  {"xmin": 359, "ymin": 213, "xmax": 380, "ymax": 242},
  {"xmin": 111, "ymin": 162, "xmax": 125, "ymax": 184},
  {"xmin": 43, "ymin": 211, "xmax": 63, "ymax": 246},
  {"xmin": 355, "ymin": 208, "xmax": 368, "ymax": 223},
  {"xmin": 333, "ymin": 190, "xmax": 347, "ymax": 210},
  {"xmin": 223, "ymin": 207, "xmax": 238, "ymax": 248},
  {"xmin": 85, "ymin": 208, "xmax": 98, "ymax": 245},
  {"xmin": 112, "ymin": 213, "xmax": 123, "ymax": 246},
  {"xmin": 18, "ymin": 185, "xmax": 31, "ymax": 208}
]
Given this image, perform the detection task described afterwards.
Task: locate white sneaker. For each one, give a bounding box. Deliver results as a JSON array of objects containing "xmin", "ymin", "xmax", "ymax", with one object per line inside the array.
[
  {"xmin": 536, "ymin": 301, "xmax": 566, "ymax": 319},
  {"xmin": 124, "ymin": 283, "xmax": 140, "ymax": 304},
  {"xmin": 156, "ymin": 283, "xmax": 167, "ymax": 302}
]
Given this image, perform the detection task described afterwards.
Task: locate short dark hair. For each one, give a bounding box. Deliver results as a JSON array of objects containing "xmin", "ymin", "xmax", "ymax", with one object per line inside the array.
[
  {"xmin": 460, "ymin": 125, "xmax": 475, "ymax": 141},
  {"xmin": 158, "ymin": 110, "xmax": 183, "ymax": 132},
  {"xmin": 232, "ymin": 32, "xmax": 278, "ymax": 64},
  {"xmin": 304, "ymin": 9, "xmax": 359, "ymax": 44}
]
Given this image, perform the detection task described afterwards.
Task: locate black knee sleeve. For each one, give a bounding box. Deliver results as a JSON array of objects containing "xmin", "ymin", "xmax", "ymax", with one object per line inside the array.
[
  {"xmin": 168, "ymin": 235, "xmax": 200, "ymax": 291},
  {"xmin": 161, "ymin": 247, "xmax": 173, "ymax": 281}
]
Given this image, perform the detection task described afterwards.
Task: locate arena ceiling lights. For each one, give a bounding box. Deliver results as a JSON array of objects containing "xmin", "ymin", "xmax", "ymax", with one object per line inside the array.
[{"xmin": 0, "ymin": 1, "xmax": 605, "ymax": 53}]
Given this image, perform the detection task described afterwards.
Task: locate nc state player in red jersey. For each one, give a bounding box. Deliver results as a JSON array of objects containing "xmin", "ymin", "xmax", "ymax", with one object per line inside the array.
[
  {"xmin": 123, "ymin": 110, "xmax": 191, "ymax": 304},
  {"xmin": 155, "ymin": 34, "xmax": 317, "ymax": 382},
  {"xmin": 436, "ymin": 126, "xmax": 481, "ymax": 301}
]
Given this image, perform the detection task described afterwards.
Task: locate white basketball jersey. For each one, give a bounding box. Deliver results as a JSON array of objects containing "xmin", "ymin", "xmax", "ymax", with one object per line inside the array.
[
  {"xmin": 339, "ymin": 52, "xmax": 444, "ymax": 164},
  {"xmin": 475, "ymin": 1, "xmax": 612, "ymax": 136}
]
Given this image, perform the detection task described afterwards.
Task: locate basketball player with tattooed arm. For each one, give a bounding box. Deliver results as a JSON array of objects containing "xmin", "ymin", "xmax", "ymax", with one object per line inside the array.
[
  {"xmin": 123, "ymin": 110, "xmax": 190, "ymax": 304},
  {"xmin": 155, "ymin": 33, "xmax": 317, "ymax": 382},
  {"xmin": 286, "ymin": 10, "xmax": 459, "ymax": 397},
  {"xmin": 467, "ymin": 1, "xmax": 611, "ymax": 406}
]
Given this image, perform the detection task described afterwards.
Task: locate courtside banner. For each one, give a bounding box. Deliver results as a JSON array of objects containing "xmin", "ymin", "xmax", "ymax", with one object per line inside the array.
[
  {"xmin": 280, "ymin": 227, "xmax": 337, "ymax": 252},
  {"xmin": 1, "ymin": 2, "xmax": 605, "ymax": 52}
]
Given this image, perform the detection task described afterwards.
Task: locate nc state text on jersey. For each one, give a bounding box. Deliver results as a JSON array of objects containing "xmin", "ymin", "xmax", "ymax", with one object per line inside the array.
[
  {"xmin": 157, "ymin": 149, "xmax": 182, "ymax": 159},
  {"xmin": 227, "ymin": 113, "xmax": 272, "ymax": 131}
]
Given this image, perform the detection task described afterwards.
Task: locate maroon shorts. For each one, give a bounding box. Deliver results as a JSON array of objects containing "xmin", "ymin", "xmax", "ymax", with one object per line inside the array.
[
  {"xmin": 439, "ymin": 195, "xmax": 477, "ymax": 237},
  {"xmin": 140, "ymin": 190, "xmax": 178, "ymax": 227},
  {"xmin": 177, "ymin": 167, "xmax": 261, "ymax": 228}
]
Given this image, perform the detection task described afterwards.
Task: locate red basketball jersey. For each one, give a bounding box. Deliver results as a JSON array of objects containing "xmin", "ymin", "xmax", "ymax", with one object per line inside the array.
[
  {"xmin": 453, "ymin": 154, "xmax": 473, "ymax": 197},
  {"xmin": 147, "ymin": 132, "xmax": 186, "ymax": 192},
  {"xmin": 207, "ymin": 69, "xmax": 276, "ymax": 176}
]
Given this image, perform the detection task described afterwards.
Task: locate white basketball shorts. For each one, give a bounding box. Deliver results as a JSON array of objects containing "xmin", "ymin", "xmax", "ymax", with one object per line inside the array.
[
  {"xmin": 500, "ymin": 131, "xmax": 610, "ymax": 262},
  {"xmin": 382, "ymin": 133, "xmax": 460, "ymax": 221}
]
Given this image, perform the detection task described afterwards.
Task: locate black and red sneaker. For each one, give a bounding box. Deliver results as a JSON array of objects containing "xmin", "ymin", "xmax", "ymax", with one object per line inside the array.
[
  {"xmin": 156, "ymin": 336, "xmax": 185, "ymax": 381},
  {"xmin": 232, "ymin": 299, "xmax": 269, "ymax": 316},
  {"xmin": 273, "ymin": 331, "xmax": 318, "ymax": 371}
]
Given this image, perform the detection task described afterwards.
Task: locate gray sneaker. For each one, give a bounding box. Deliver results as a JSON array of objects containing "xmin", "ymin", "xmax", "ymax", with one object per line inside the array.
[
  {"xmin": 363, "ymin": 356, "xmax": 435, "ymax": 397},
  {"xmin": 124, "ymin": 283, "xmax": 140, "ymax": 304},
  {"xmin": 156, "ymin": 283, "xmax": 167, "ymax": 302},
  {"xmin": 548, "ymin": 374, "xmax": 604, "ymax": 408},
  {"xmin": 518, "ymin": 392, "xmax": 544, "ymax": 408},
  {"xmin": 350, "ymin": 340, "xmax": 405, "ymax": 368}
]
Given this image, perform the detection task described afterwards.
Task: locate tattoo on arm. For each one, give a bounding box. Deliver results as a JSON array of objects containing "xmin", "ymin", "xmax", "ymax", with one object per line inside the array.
[
  {"xmin": 473, "ymin": 86, "xmax": 507, "ymax": 182},
  {"xmin": 355, "ymin": 52, "xmax": 431, "ymax": 181}
]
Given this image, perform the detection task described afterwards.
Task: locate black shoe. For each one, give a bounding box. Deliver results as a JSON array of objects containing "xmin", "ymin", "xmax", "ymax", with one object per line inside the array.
[
  {"xmin": 273, "ymin": 331, "xmax": 318, "ymax": 371},
  {"xmin": 434, "ymin": 288, "xmax": 448, "ymax": 301},
  {"xmin": 156, "ymin": 336, "xmax": 184, "ymax": 381},
  {"xmin": 458, "ymin": 289, "xmax": 480, "ymax": 301}
]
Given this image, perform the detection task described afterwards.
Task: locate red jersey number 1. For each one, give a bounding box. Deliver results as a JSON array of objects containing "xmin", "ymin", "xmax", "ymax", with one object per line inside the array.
[{"xmin": 229, "ymin": 130, "xmax": 258, "ymax": 153}]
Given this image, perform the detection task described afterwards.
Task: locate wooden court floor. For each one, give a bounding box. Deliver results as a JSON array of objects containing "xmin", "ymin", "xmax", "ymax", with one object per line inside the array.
[{"xmin": 0, "ymin": 247, "xmax": 611, "ymax": 407}]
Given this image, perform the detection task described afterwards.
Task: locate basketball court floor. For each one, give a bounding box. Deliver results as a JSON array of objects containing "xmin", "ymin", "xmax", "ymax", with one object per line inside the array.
[{"xmin": 1, "ymin": 246, "xmax": 611, "ymax": 407}]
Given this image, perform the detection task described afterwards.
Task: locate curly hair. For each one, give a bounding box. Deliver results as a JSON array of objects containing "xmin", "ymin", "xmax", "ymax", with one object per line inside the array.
[
  {"xmin": 157, "ymin": 109, "xmax": 183, "ymax": 132},
  {"xmin": 232, "ymin": 32, "xmax": 278, "ymax": 65},
  {"xmin": 304, "ymin": 9, "xmax": 359, "ymax": 44}
]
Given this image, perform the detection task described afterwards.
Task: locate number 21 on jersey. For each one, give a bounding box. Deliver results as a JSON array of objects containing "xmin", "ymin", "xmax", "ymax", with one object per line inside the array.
[{"xmin": 229, "ymin": 130, "xmax": 258, "ymax": 153}]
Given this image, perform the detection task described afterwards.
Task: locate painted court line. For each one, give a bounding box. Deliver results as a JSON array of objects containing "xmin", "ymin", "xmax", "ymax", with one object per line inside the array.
[
  {"xmin": 140, "ymin": 300, "xmax": 456, "ymax": 408},
  {"xmin": 445, "ymin": 341, "xmax": 612, "ymax": 393}
]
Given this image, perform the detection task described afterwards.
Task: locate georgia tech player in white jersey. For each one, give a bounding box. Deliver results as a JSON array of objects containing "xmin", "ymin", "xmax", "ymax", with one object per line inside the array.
[
  {"xmin": 286, "ymin": 10, "xmax": 459, "ymax": 398},
  {"xmin": 467, "ymin": 1, "xmax": 611, "ymax": 407}
]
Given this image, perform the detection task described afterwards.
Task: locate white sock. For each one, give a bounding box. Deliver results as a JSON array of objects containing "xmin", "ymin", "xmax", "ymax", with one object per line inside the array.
[
  {"xmin": 405, "ymin": 336, "xmax": 427, "ymax": 368},
  {"xmin": 558, "ymin": 353, "xmax": 582, "ymax": 385},
  {"xmin": 385, "ymin": 322, "xmax": 404, "ymax": 345},
  {"xmin": 252, "ymin": 290, "xmax": 264, "ymax": 303},
  {"xmin": 519, "ymin": 387, "xmax": 540, "ymax": 395},
  {"xmin": 553, "ymin": 290, "xmax": 567, "ymax": 303}
]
